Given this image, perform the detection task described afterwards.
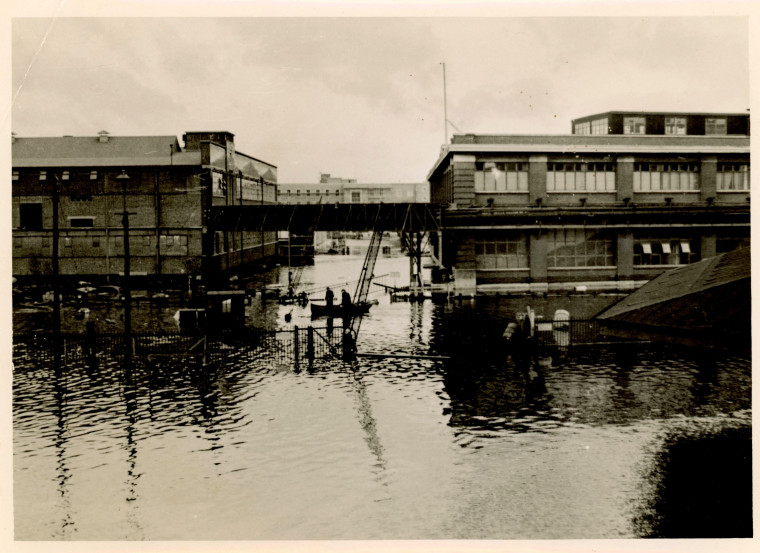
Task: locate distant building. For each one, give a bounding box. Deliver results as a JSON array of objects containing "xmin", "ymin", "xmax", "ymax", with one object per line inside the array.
[
  {"xmin": 12, "ymin": 131, "xmax": 278, "ymax": 285},
  {"xmin": 279, "ymin": 173, "xmax": 429, "ymax": 204},
  {"xmin": 426, "ymin": 110, "xmax": 750, "ymax": 294}
]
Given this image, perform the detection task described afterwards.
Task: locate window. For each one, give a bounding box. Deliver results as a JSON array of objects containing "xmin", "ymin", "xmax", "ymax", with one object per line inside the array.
[
  {"xmin": 306, "ymin": 190, "xmax": 311, "ymax": 196},
  {"xmin": 633, "ymin": 163, "xmax": 700, "ymax": 191},
  {"xmin": 335, "ymin": 190, "xmax": 340, "ymax": 196},
  {"xmin": 12, "ymin": 171, "xmax": 19, "ymax": 181},
  {"xmin": 591, "ymin": 118, "xmax": 609, "ymax": 135},
  {"xmin": 574, "ymin": 122, "xmax": 591, "ymax": 135},
  {"xmin": 474, "ymin": 235, "xmax": 528, "ymax": 269},
  {"xmin": 69, "ymin": 217, "xmax": 94, "ymax": 228},
  {"xmin": 90, "ymin": 170, "xmax": 98, "ymax": 180},
  {"xmin": 705, "ymin": 117, "xmax": 727, "ymax": 135},
  {"xmin": 315, "ymin": 189, "xmax": 320, "ymax": 195},
  {"xmin": 160, "ymin": 233, "xmax": 188, "ymax": 256},
  {"xmin": 547, "ymin": 163, "xmax": 615, "ymax": 192},
  {"xmin": 717, "ymin": 237, "xmax": 750, "ymax": 254},
  {"xmin": 296, "ymin": 190, "xmax": 301, "ymax": 195},
  {"xmin": 474, "ymin": 162, "xmax": 528, "ymax": 192},
  {"xmin": 39, "ymin": 171, "xmax": 47, "ymax": 181},
  {"xmin": 717, "ymin": 164, "xmax": 749, "ymax": 191},
  {"xmin": 623, "ymin": 117, "xmax": 646, "ymax": 134},
  {"xmin": 547, "ymin": 229, "xmax": 614, "ymax": 268},
  {"xmin": 212, "ymin": 173, "xmax": 227, "ymax": 197},
  {"xmin": 665, "ymin": 117, "xmax": 687, "ymax": 135},
  {"xmin": 634, "ymin": 239, "xmax": 699, "ymax": 266},
  {"xmin": 287, "ymin": 190, "xmax": 291, "ymax": 196},
  {"xmin": 351, "ymin": 191, "xmax": 361, "ymax": 202},
  {"xmin": 19, "ymin": 203, "xmax": 43, "ymax": 230},
  {"xmin": 62, "ymin": 171, "xmax": 70, "ymax": 180}
]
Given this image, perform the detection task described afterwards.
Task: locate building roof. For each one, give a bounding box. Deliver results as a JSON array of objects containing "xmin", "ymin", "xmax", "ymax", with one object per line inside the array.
[
  {"xmin": 571, "ymin": 110, "xmax": 750, "ymax": 123},
  {"xmin": 12, "ymin": 135, "xmax": 201, "ymax": 167},
  {"xmin": 597, "ymin": 247, "xmax": 750, "ymax": 321},
  {"xmin": 426, "ymin": 134, "xmax": 750, "ymax": 180},
  {"xmin": 594, "ymin": 248, "xmax": 751, "ymax": 350}
]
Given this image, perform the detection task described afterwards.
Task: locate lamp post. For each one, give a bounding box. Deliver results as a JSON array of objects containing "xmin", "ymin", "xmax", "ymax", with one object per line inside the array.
[{"xmin": 116, "ymin": 170, "xmax": 133, "ymax": 367}]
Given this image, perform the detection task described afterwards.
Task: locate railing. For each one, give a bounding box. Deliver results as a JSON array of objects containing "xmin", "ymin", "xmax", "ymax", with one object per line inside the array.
[
  {"xmin": 533, "ymin": 319, "xmax": 647, "ymax": 348},
  {"xmin": 12, "ymin": 324, "xmax": 346, "ymax": 372}
]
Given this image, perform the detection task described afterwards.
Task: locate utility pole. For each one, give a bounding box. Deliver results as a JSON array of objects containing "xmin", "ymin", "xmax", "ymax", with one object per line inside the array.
[
  {"xmin": 115, "ymin": 170, "xmax": 133, "ymax": 368},
  {"xmin": 52, "ymin": 174, "xmax": 61, "ymax": 371}
]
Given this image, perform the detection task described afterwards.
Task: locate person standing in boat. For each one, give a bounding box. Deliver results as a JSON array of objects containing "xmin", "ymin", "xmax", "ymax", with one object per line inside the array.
[
  {"xmin": 325, "ymin": 287, "xmax": 334, "ymax": 309},
  {"xmin": 341, "ymin": 289, "xmax": 352, "ymax": 311}
]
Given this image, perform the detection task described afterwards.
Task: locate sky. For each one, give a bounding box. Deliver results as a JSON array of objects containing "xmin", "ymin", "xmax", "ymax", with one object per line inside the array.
[{"xmin": 10, "ymin": 13, "xmax": 750, "ymax": 183}]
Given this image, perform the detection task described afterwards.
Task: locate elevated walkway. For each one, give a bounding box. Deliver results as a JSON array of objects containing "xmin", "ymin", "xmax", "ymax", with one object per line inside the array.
[{"xmin": 209, "ymin": 203, "xmax": 442, "ymax": 232}]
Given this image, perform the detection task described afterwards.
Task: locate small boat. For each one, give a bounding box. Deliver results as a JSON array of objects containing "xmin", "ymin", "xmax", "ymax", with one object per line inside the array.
[{"xmin": 310, "ymin": 301, "xmax": 372, "ymax": 319}]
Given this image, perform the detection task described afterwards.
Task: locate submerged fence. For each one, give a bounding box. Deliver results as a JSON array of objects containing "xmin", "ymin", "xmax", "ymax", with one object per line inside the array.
[
  {"xmin": 13, "ymin": 324, "xmax": 346, "ymax": 371},
  {"xmin": 533, "ymin": 319, "xmax": 645, "ymax": 348}
]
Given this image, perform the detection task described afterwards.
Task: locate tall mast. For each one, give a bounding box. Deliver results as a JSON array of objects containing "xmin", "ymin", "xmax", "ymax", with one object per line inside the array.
[{"xmin": 442, "ymin": 62, "xmax": 448, "ymax": 145}]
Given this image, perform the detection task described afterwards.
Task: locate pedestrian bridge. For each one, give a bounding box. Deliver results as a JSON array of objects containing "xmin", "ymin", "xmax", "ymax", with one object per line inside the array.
[{"xmin": 208, "ymin": 203, "xmax": 443, "ymax": 233}]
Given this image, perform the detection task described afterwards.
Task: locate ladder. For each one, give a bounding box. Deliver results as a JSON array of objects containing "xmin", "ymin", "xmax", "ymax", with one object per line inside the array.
[{"xmin": 349, "ymin": 216, "xmax": 384, "ymax": 338}]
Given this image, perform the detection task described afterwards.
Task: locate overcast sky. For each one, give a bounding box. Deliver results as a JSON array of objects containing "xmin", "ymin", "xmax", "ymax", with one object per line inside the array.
[{"xmin": 11, "ymin": 16, "xmax": 749, "ymax": 183}]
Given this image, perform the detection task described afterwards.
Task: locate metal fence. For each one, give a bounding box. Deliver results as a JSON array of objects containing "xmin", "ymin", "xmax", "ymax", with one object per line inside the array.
[
  {"xmin": 12, "ymin": 324, "xmax": 346, "ymax": 371},
  {"xmin": 533, "ymin": 319, "xmax": 645, "ymax": 348}
]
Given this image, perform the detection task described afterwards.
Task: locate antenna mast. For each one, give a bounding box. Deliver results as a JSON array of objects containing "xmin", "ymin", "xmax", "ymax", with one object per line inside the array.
[{"xmin": 442, "ymin": 62, "xmax": 448, "ymax": 144}]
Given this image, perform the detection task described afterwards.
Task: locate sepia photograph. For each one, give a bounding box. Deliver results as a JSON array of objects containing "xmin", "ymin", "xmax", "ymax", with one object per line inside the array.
[{"xmin": 5, "ymin": 1, "xmax": 755, "ymax": 550}]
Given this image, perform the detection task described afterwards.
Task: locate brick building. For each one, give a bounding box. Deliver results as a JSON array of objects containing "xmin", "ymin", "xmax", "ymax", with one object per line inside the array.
[
  {"xmin": 426, "ymin": 111, "xmax": 750, "ymax": 294},
  {"xmin": 12, "ymin": 131, "xmax": 278, "ymax": 286}
]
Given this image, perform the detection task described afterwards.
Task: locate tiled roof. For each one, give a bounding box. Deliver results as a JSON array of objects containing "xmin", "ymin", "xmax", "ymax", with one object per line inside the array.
[{"xmin": 11, "ymin": 135, "xmax": 200, "ymax": 167}]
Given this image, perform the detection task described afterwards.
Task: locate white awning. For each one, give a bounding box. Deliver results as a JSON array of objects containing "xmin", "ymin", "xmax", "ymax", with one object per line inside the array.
[
  {"xmin": 680, "ymin": 241, "xmax": 691, "ymax": 253},
  {"xmin": 642, "ymin": 242, "xmax": 652, "ymax": 254},
  {"xmin": 661, "ymin": 242, "xmax": 672, "ymax": 254}
]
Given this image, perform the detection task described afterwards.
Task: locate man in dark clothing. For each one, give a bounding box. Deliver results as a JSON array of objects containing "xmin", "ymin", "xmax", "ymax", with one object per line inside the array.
[
  {"xmin": 325, "ymin": 287, "xmax": 334, "ymax": 308},
  {"xmin": 341, "ymin": 289, "xmax": 351, "ymax": 309}
]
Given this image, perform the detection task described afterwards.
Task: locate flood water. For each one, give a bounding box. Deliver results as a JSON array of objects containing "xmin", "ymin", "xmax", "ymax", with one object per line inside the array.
[{"xmin": 12, "ymin": 251, "xmax": 753, "ymax": 540}]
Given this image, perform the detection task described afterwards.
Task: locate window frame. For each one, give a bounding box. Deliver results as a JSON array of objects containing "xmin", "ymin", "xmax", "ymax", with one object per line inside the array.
[
  {"xmin": 665, "ymin": 116, "xmax": 687, "ymax": 135},
  {"xmin": 68, "ymin": 216, "xmax": 95, "ymax": 228},
  {"xmin": 474, "ymin": 234, "xmax": 529, "ymax": 270},
  {"xmin": 705, "ymin": 117, "xmax": 727, "ymax": 135},
  {"xmin": 633, "ymin": 162, "xmax": 700, "ymax": 192},
  {"xmin": 19, "ymin": 202, "xmax": 44, "ymax": 230},
  {"xmin": 474, "ymin": 161, "xmax": 529, "ymax": 193},
  {"xmin": 623, "ymin": 116, "xmax": 646, "ymax": 135},
  {"xmin": 633, "ymin": 238, "xmax": 700, "ymax": 266},
  {"xmin": 547, "ymin": 162, "xmax": 616, "ymax": 193},
  {"xmin": 547, "ymin": 229, "xmax": 615, "ymax": 268}
]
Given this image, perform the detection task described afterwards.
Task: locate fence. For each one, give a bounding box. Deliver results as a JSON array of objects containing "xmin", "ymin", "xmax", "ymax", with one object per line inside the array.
[
  {"xmin": 12, "ymin": 324, "xmax": 347, "ymax": 372},
  {"xmin": 533, "ymin": 319, "xmax": 645, "ymax": 348}
]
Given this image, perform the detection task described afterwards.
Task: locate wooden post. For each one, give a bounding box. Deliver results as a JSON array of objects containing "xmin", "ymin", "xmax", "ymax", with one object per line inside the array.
[
  {"xmin": 307, "ymin": 326, "xmax": 314, "ymax": 371},
  {"xmin": 85, "ymin": 320, "xmax": 97, "ymax": 369},
  {"xmin": 293, "ymin": 325, "xmax": 300, "ymax": 371}
]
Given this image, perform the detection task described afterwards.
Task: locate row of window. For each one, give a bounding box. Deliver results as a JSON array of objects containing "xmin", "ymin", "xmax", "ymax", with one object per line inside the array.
[
  {"xmin": 474, "ymin": 232, "xmax": 712, "ymax": 269},
  {"xmin": 14, "ymin": 234, "xmax": 189, "ymax": 256},
  {"xmin": 474, "ymin": 162, "xmax": 529, "ymax": 192},
  {"xmin": 472, "ymin": 162, "xmax": 748, "ymax": 193},
  {"xmin": 574, "ymin": 116, "xmax": 730, "ymax": 135},
  {"xmin": 574, "ymin": 118, "xmax": 611, "ymax": 135},
  {"xmin": 284, "ymin": 189, "xmax": 342, "ymax": 196},
  {"xmin": 633, "ymin": 163, "xmax": 700, "ymax": 192},
  {"xmin": 13, "ymin": 170, "xmax": 100, "ymax": 182},
  {"xmin": 547, "ymin": 163, "xmax": 616, "ymax": 192}
]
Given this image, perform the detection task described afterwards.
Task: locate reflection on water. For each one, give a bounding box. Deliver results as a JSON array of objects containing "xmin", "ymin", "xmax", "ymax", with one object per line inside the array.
[{"xmin": 13, "ymin": 254, "xmax": 752, "ymax": 539}]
